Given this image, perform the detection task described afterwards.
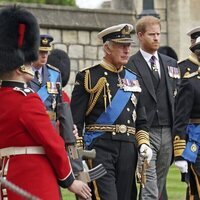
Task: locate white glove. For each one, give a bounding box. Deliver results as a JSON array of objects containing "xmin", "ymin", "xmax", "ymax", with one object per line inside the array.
[
  {"xmin": 174, "ymin": 160, "xmax": 188, "ymax": 173},
  {"xmin": 139, "ymin": 144, "xmax": 153, "ymax": 164}
]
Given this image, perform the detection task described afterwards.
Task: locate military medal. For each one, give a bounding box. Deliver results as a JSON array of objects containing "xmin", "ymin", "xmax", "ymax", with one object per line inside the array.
[
  {"xmin": 47, "ymin": 82, "xmax": 58, "ymax": 94},
  {"xmin": 120, "ymin": 79, "xmax": 142, "ymax": 92},
  {"xmin": 168, "ymin": 66, "xmax": 180, "ymax": 79},
  {"xmin": 132, "ymin": 110, "xmax": 137, "ymax": 122},
  {"xmin": 131, "ymin": 94, "xmax": 137, "ymax": 107},
  {"xmin": 117, "ymin": 74, "xmax": 124, "ymax": 89},
  {"xmin": 51, "ymin": 95, "xmax": 57, "ymax": 111}
]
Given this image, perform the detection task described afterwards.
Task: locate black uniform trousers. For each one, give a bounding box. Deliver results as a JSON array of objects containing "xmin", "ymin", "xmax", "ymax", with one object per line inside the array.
[{"xmin": 89, "ymin": 136, "xmax": 138, "ymax": 200}]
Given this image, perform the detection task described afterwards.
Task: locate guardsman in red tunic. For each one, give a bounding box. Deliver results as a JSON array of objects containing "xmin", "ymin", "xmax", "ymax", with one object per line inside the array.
[{"xmin": 0, "ymin": 6, "xmax": 91, "ymax": 200}]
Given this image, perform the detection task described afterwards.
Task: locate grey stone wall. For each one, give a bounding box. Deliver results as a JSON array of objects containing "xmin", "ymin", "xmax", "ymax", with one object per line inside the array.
[
  {"xmin": 0, "ymin": 3, "xmax": 139, "ymax": 96},
  {"xmin": 1, "ymin": 1, "xmax": 199, "ymax": 96}
]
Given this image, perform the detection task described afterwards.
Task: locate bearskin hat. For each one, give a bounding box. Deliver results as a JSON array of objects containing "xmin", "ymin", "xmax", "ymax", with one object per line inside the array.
[
  {"xmin": 47, "ymin": 49, "xmax": 71, "ymax": 87},
  {"xmin": 0, "ymin": 5, "xmax": 40, "ymax": 73}
]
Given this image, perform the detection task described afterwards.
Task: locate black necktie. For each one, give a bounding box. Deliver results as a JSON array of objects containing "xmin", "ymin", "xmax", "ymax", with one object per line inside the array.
[
  {"xmin": 150, "ymin": 55, "xmax": 160, "ymax": 81},
  {"xmin": 35, "ymin": 70, "xmax": 42, "ymax": 84}
]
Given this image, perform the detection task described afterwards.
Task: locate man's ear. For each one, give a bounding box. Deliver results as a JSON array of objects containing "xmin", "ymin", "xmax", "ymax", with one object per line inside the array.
[
  {"xmin": 104, "ymin": 43, "xmax": 112, "ymax": 55},
  {"xmin": 16, "ymin": 67, "xmax": 24, "ymax": 75},
  {"xmin": 137, "ymin": 32, "xmax": 143, "ymax": 39}
]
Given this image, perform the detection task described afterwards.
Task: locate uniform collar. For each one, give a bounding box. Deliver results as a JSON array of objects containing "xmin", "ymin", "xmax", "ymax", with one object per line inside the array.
[
  {"xmin": 100, "ymin": 58, "xmax": 123, "ymax": 73},
  {"xmin": 1, "ymin": 80, "xmax": 26, "ymax": 88}
]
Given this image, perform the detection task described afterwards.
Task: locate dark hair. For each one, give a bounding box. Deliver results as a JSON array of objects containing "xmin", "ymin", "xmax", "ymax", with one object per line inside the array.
[
  {"xmin": 47, "ymin": 49, "xmax": 70, "ymax": 87},
  {"xmin": 158, "ymin": 46, "xmax": 178, "ymax": 60}
]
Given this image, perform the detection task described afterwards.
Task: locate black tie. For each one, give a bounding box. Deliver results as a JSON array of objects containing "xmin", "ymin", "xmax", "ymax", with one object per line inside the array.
[
  {"xmin": 35, "ymin": 70, "xmax": 42, "ymax": 84},
  {"xmin": 150, "ymin": 56, "xmax": 160, "ymax": 81}
]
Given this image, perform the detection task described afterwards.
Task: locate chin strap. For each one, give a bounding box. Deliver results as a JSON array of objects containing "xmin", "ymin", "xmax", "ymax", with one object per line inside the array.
[{"xmin": 19, "ymin": 65, "xmax": 34, "ymax": 77}]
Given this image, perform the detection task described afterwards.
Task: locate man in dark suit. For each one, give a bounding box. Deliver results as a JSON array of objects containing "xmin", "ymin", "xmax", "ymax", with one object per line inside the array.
[{"xmin": 126, "ymin": 16, "xmax": 179, "ymax": 200}]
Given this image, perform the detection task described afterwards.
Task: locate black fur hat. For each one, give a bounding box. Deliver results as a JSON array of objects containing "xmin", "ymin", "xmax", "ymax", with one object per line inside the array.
[
  {"xmin": 0, "ymin": 5, "xmax": 40, "ymax": 73},
  {"xmin": 47, "ymin": 49, "xmax": 71, "ymax": 87}
]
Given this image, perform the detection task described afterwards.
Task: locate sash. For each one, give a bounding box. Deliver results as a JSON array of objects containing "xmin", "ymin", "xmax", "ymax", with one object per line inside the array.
[
  {"xmin": 37, "ymin": 68, "xmax": 59, "ymax": 102},
  {"xmin": 182, "ymin": 124, "xmax": 200, "ymax": 163},
  {"xmin": 84, "ymin": 69, "xmax": 137, "ymax": 147}
]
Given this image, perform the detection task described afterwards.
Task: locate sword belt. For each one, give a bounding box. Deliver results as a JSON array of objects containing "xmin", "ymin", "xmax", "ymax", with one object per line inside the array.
[
  {"xmin": 85, "ymin": 124, "xmax": 135, "ymax": 136},
  {"xmin": 0, "ymin": 146, "xmax": 45, "ymax": 158},
  {"xmin": 189, "ymin": 118, "xmax": 200, "ymax": 124}
]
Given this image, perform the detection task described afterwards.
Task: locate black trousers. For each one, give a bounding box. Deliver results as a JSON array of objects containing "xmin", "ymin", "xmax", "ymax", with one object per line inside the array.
[
  {"xmin": 89, "ymin": 137, "xmax": 138, "ymax": 200},
  {"xmin": 184, "ymin": 152, "xmax": 200, "ymax": 200}
]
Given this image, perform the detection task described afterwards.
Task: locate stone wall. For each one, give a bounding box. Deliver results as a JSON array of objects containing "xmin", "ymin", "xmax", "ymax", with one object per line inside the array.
[
  {"xmin": 0, "ymin": 3, "xmax": 140, "ymax": 96},
  {"xmin": 0, "ymin": 1, "xmax": 200, "ymax": 96}
]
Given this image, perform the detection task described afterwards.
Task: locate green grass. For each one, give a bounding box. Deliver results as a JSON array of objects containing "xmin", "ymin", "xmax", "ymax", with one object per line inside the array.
[
  {"xmin": 167, "ymin": 164, "xmax": 187, "ymax": 200},
  {"xmin": 61, "ymin": 164, "xmax": 187, "ymax": 200},
  {"xmin": 61, "ymin": 188, "xmax": 75, "ymax": 200}
]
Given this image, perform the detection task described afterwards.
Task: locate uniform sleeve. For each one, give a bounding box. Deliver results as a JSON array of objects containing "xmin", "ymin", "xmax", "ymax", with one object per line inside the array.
[
  {"xmin": 173, "ymin": 79, "xmax": 194, "ymax": 159},
  {"xmin": 70, "ymin": 72, "xmax": 90, "ymax": 136},
  {"xmin": 135, "ymin": 92, "xmax": 150, "ymax": 147},
  {"xmin": 19, "ymin": 94, "xmax": 75, "ymax": 188}
]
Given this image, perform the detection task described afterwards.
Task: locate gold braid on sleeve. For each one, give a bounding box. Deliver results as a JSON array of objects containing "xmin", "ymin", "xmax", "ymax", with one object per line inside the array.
[
  {"xmin": 135, "ymin": 130, "xmax": 150, "ymax": 147},
  {"xmin": 173, "ymin": 135, "xmax": 186, "ymax": 157},
  {"xmin": 84, "ymin": 70, "xmax": 111, "ymax": 116}
]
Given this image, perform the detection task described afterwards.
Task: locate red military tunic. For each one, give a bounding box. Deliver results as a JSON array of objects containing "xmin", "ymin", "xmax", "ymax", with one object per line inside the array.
[{"xmin": 0, "ymin": 81, "xmax": 74, "ymax": 200}]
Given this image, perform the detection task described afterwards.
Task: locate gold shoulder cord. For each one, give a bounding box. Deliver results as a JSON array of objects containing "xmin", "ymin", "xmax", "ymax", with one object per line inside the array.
[
  {"xmin": 183, "ymin": 67, "xmax": 200, "ymax": 79},
  {"xmin": 84, "ymin": 70, "xmax": 110, "ymax": 116}
]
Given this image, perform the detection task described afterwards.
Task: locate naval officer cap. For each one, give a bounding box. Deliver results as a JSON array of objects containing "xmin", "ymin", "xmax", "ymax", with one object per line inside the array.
[
  {"xmin": 187, "ymin": 26, "xmax": 200, "ymax": 39},
  {"xmin": 98, "ymin": 24, "xmax": 134, "ymax": 44},
  {"xmin": 190, "ymin": 36, "xmax": 200, "ymax": 52},
  {"xmin": 39, "ymin": 34, "xmax": 54, "ymax": 51}
]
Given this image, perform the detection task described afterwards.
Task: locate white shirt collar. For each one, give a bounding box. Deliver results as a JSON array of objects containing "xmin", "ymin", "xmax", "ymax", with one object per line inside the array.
[
  {"xmin": 140, "ymin": 49, "xmax": 159, "ymax": 62},
  {"xmin": 32, "ymin": 67, "xmax": 42, "ymax": 75}
]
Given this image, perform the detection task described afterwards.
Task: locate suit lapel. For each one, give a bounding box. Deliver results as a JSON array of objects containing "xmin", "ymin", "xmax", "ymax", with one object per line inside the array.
[
  {"xmin": 134, "ymin": 51, "xmax": 157, "ymax": 102},
  {"xmin": 159, "ymin": 53, "xmax": 174, "ymax": 106}
]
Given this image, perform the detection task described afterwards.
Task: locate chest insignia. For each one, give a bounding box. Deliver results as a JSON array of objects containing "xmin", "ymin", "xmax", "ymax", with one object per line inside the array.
[{"xmin": 46, "ymin": 82, "xmax": 60, "ymax": 94}]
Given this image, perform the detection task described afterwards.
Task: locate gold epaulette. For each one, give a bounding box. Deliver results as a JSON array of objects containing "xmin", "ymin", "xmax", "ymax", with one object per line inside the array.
[
  {"xmin": 173, "ymin": 136, "xmax": 186, "ymax": 157},
  {"xmin": 46, "ymin": 64, "xmax": 60, "ymax": 72},
  {"xmin": 135, "ymin": 130, "xmax": 150, "ymax": 146},
  {"xmin": 183, "ymin": 67, "xmax": 200, "ymax": 79},
  {"xmin": 188, "ymin": 53, "xmax": 200, "ymax": 66},
  {"xmin": 178, "ymin": 58, "xmax": 187, "ymax": 64},
  {"xmin": 79, "ymin": 65, "xmax": 96, "ymax": 72}
]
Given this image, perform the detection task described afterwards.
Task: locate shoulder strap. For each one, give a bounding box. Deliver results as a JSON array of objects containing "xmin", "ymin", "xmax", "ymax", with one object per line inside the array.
[{"xmin": 97, "ymin": 69, "xmax": 137, "ymax": 124}]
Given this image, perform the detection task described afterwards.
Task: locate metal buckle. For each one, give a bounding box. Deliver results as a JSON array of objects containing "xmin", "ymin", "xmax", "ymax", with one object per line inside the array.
[{"xmin": 118, "ymin": 125, "xmax": 127, "ymax": 134}]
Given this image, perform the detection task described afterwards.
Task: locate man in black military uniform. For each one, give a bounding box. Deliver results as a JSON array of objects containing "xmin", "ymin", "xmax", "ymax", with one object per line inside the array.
[
  {"xmin": 173, "ymin": 36, "xmax": 200, "ymax": 200},
  {"xmin": 70, "ymin": 24, "xmax": 153, "ymax": 200},
  {"xmin": 179, "ymin": 26, "xmax": 200, "ymax": 78},
  {"xmin": 29, "ymin": 35, "xmax": 62, "ymax": 126}
]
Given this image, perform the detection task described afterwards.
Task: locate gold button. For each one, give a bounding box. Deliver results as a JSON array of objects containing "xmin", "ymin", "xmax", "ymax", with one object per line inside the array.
[
  {"xmin": 127, "ymin": 120, "xmax": 130, "ymax": 124},
  {"xmin": 127, "ymin": 108, "xmax": 130, "ymax": 112},
  {"xmin": 112, "ymin": 132, "xmax": 116, "ymax": 135}
]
